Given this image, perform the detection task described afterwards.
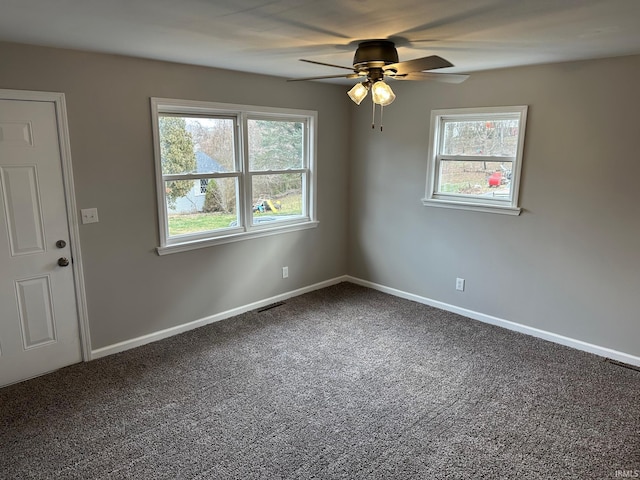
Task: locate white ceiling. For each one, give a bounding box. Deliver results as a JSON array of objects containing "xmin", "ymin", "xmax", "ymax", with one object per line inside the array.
[{"xmin": 1, "ymin": 0, "xmax": 640, "ymax": 83}]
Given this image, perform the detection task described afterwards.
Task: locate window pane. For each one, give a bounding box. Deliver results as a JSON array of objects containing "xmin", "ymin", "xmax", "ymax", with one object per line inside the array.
[
  {"xmin": 159, "ymin": 115, "xmax": 236, "ymax": 175},
  {"xmin": 438, "ymin": 161, "xmax": 512, "ymax": 198},
  {"xmin": 442, "ymin": 119, "xmax": 520, "ymax": 157},
  {"xmin": 166, "ymin": 178, "xmax": 238, "ymax": 236},
  {"xmin": 248, "ymin": 119, "xmax": 304, "ymax": 171},
  {"xmin": 252, "ymin": 173, "xmax": 303, "ymax": 224}
]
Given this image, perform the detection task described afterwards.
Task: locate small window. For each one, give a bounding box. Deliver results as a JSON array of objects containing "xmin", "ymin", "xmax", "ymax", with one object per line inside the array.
[
  {"xmin": 195, "ymin": 178, "xmax": 209, "ymax": 196},
  {"xmin": 151, "ymin": 99, "xmax": 317, "ymax": 255},
  {"xmin": 423, "ymin": 106, "xmax": 528, "ymax": 215}
]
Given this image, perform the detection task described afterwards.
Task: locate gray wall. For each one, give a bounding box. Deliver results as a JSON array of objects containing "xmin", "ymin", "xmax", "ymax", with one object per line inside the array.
[
  {"xmin": 0, "ymin": 42, "xmax": 350, "ymax": 349},
  {"xmin": 348, "ymin": 54, "xmax": 640, "ymax": 358},
  {"xmin": 1, "ymin": 40, "xmax": 638, "ymax": 360}
]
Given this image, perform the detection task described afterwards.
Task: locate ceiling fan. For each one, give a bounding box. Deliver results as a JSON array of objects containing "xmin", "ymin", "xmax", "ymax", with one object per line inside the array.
[{"xmin": 288, "ymin": 39, "xmax": 469, "ymax": 130}]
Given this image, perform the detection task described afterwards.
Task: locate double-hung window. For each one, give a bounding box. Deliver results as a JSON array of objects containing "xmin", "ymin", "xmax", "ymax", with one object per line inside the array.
[
  {"xmin": 151, "ymin": 98, "xmax": 317, "ymax": 255},
  {"xmin": 423, "ymin": 106, "xmax": 528, "ymax": 214}
]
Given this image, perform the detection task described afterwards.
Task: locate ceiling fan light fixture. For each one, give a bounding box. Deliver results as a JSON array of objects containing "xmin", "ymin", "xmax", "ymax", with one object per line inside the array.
[
  {"xmin": 347, "ymin": 82, "xmax": 369, "ymax": 105},
  {"xmin": 371, "ymin": 80, "xmax": 396, "ymax": 106},
  {"xmin": 291, "ymin": 39, "xmax": 467, "ymax": 131}
]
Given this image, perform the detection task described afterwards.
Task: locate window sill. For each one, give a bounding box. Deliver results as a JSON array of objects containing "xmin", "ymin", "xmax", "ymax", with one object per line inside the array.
[
  {"xmin": 156, "ymin": 220, "xmax": 319, "ymax": 256},
  {"xmin": 421, "ymin": 198, "xmax": 521, "ymax": 216}
]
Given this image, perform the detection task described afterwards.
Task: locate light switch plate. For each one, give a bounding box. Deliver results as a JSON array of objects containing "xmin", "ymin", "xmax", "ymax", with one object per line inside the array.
[{"xmin": 81, "ymin": 208, "xmax": 99, "ymax": 224}]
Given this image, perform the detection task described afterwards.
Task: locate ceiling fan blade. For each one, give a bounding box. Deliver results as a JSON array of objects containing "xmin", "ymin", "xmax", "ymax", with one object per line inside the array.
[
  {"xmin": 384, "ymin": 55, "xmax": 453, "ymax": 75},
  {"xmin": 287, "ymin": 73, "xmax": 360, "ymax": 82},
  {"xmin": 391, "ymin": 72, "xmax": 470, "ymax": 84},
  {"xmin": 299, "ymin": 59, "xmax": 355, "ymax": 71}
]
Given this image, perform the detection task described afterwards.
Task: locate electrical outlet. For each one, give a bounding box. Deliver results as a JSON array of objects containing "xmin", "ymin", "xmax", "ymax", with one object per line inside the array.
[
  {"xmin": 282, "ymin": 266, "xmax": 289, "ymax": 279},
  {"xmin": 456, "ymin": 278, "xmax": 465, "ymax": 291}
]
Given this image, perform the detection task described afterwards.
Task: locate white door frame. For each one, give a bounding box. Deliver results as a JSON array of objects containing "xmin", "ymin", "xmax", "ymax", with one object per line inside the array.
[{"xmin": 0, "ymin": 88, "xmax": 92, "ymax": 361}]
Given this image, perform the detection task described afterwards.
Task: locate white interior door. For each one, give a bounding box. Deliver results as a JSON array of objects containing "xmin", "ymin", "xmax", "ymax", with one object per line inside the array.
[{"xmin": 0, "ymin": 97, "xmax": 82, "ymax": 387}]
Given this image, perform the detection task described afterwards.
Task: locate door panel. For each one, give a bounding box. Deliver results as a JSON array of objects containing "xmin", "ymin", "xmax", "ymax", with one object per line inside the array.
[
  {"xmin": 1, "ymin": 165, "xmax": 46, "ymax": 256},
  {"xmin": 0, "ymin": 121, "xmax": 33, "ymax": 147},
  {"xmin": 0, "ymin": 98, "xmax": 81, "ymax": 387},
  {"xmin": 16, "ymin": 275, "xmax": 57, "ymax": 349}
]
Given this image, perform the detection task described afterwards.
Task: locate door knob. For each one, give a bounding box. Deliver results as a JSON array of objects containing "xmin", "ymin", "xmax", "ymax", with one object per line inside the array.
[
  {"xmin": 56, "ymin": 240, "xmax": 67, "ymax": 248},
  {"xmin": 58, "ymin": 257, "xmax": 70, "ymax": 267}
]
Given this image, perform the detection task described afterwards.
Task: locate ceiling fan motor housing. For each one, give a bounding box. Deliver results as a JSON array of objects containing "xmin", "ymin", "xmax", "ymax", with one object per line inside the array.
[{"xmin": 353, "ymin": 40, "xmax": 399, "ymax": 71}]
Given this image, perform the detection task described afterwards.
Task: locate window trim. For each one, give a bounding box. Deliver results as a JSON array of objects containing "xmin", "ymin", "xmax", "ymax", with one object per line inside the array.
[
  {"xmin": 151, "ymin": 98, "xmax": 318, "ymax": 255},
  {"xmin": 422, "ymin": 105, "xmax": 528, "ymax": 215}
]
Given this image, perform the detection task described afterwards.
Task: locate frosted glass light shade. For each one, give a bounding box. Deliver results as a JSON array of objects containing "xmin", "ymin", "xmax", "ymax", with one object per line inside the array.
[
  {"xmin": 371, "ymin": 81, "xmax": 396, "ymax": 106},
  {"xmin": 347, "ymin": 82, "xmax": 369, "ymax": 105}
]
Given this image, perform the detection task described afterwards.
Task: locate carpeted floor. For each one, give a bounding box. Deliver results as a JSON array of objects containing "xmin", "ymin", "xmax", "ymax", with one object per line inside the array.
[{"xmin": 1, "ymin": 282, "xmax": 638, "ymax": 479}]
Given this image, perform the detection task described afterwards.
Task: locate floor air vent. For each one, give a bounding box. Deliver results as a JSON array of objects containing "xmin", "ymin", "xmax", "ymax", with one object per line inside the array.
[
  {"xmin": 605, "ymin": 358, "xmax": 640, "ymax": 373},
  {"xmin": 257, "ymin": 301, "xmax": 285, "ymax": 313}
]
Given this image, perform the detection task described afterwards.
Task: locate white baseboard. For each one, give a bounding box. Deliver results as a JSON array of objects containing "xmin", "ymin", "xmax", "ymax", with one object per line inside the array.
[
  {"xmin": 91, "ymin": 275, "xmax": 349, "ymax": 359},
  {"xmin": 347, "ymin": 276, "xmax": 640, "ymax": 368},
  {"xmin": 92, "ymin": 274, "xmax": 640, "ymax": 369}
]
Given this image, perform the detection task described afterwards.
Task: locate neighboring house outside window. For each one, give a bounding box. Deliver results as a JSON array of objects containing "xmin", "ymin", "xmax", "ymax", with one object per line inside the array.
[
  {"xmin": 423, "ymin": 106, "xmax": 528, "ymax": 215},
  {"xmin": 151, "ymin": 98, "xmax": 318, "ymax": 255},
  {"xmin": 169, "ymin": 152, "xmax": 224, "ymax": 206}
]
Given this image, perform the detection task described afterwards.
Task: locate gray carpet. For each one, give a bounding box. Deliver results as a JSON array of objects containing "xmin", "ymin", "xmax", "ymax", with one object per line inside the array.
[{"xmin": 1, "ymin": 282, "xmax": 639, "ymax": 479}]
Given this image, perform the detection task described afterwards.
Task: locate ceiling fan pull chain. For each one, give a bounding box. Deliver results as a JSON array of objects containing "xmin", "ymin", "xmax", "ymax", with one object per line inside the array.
[
  {"xmin": 380, "ymin": 105, "xmax": 384, "ymax": 132},
  {"xmin": 371, "ymin": 99, "xmax": 376, "ymax": 129}
]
